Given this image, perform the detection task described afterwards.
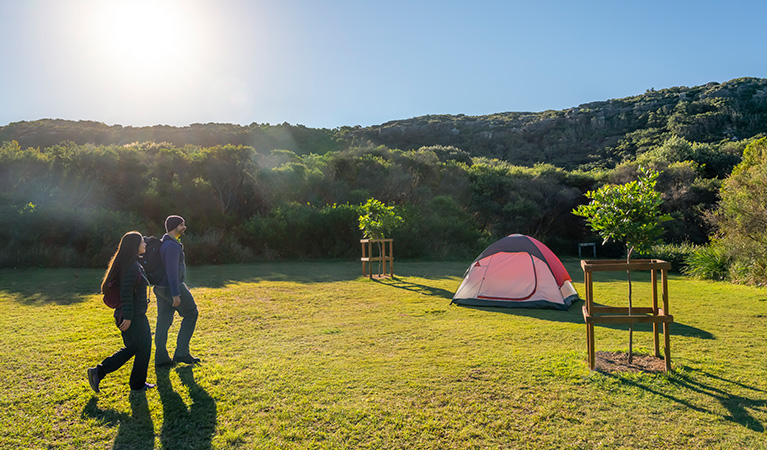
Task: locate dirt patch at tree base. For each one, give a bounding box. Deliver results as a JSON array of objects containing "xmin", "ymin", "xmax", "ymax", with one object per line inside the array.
[
  {"xmin": 594, "ymin": 351, "xmax": 668, "ymax": 374},
  {"xmin": 369, "ymin": 274, "xmax": 393, "ymax": 280}
]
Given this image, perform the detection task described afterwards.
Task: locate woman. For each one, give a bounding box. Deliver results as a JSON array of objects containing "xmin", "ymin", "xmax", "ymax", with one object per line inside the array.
[{"xmin": 87, "ymin": 231, "xmax": 155, "ymax": 393}]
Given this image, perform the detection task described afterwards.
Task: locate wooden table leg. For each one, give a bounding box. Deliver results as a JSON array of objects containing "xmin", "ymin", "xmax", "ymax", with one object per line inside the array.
[
  {"xmin": 588, "ymin": 323, "xmax": 595, "ymax": 370},
  {"xmin": 587, "ymin": 324, "xmax": 592, "ymax": 370},
  {"xmin": 652, "ymin": 269, "xmax": 660, "ymax": 357},
  {"xmin": 663, "ymin": 322, "xmax": 672, "ymax": 372}
]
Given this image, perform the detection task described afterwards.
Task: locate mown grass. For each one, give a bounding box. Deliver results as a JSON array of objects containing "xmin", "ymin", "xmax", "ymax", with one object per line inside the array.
[{"xmin": 1, "ymin": 259, "xmax": 767, "ymax": 449}]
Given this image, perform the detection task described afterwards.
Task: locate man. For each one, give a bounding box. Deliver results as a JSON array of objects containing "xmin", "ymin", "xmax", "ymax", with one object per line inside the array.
[{"xmin": 154, "ymin": 215, "xmax": 200, "ymax": 367}]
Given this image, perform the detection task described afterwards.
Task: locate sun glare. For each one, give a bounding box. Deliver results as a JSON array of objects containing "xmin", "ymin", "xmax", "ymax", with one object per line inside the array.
[
  {"xmin": 63, "ymin": 0, "xmax": 244, "ymax": 124},
  {"xmin": 106, "ymin": 2, "xmax": 184, "ymax": 65},
  {"xmin": 83, "ymin": 0, "xmax": 210, "ymax": 92},
  {"xmin": 98, "ymin": 0, "xmax": 194, "ymax": 67}
]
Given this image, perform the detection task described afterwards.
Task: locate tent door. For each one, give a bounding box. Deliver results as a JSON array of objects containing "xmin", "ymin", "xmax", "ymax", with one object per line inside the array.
[{"xmin": 477, "ymin": 252, "xmax": 538, "ymax": 301}]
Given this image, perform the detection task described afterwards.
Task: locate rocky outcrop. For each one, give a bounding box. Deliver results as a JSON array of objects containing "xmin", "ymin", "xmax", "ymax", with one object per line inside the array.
[{"xmin": 350, "ymin": 77, "xmax": 767, "ymax": 168}]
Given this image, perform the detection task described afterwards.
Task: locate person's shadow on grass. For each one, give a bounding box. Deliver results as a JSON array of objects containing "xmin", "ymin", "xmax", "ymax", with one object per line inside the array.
[
  {"xmin": 156, "ymin": 365, "xmax": 217, "ymax": 450},
  {"xmin": 81, "ymin": 392, "xmax": 155, "ymax": 449}
]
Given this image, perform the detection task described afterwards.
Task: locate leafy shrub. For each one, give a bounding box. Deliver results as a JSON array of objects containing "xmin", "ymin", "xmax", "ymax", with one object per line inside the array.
[
  {"xmin": 705, "ymin": 137, "xmax": 767, "ymax": 284},
  {"xmin": 638, "ymin": 242, "xmax": 698, "ymax": 273},
  {"xmin": 727, "ymin": 257, "xmax": 767, "ymax": 286},
  {"xmin": 683, "ymin": 244, "xmax": 731, "ymax": 281}
]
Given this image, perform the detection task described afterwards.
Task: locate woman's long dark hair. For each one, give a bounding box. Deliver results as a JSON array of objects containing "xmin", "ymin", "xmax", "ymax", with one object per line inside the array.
[{"xmin": 101, "ymin": 231, "xmax": 143, "ymax": 294}]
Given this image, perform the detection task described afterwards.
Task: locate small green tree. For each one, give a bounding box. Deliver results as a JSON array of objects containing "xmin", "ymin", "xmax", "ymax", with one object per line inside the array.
[
  {"xmin": 708, "ymin": 137, "xmax": 767, "ymax": 284},
  {"xmin": 573, "ymin": 166, "xmax": 671, "ymax": 363},
  {"xmin": 358, "ymin": 198, "xmax": 404, "ymax": 277}
]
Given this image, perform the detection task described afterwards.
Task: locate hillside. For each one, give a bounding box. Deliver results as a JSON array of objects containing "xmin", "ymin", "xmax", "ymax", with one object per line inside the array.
[
  {"xmin": 2, "ymin": 77, "xmax": 766, "ymax": 169},
  {"xmin": 351, "ymin": 77, "xmax": 767, "ymax": 169},
  {"xmin": 0, "ymin": 120, "xmax": 339, "ymax": 156}
]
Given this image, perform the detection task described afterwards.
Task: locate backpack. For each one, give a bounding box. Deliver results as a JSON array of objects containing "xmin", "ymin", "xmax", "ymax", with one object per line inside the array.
[
  {"xmin": 139, "ymin": 236, "xmax": 165, "ymax": 285},
  {"xmin": 102, "ymin": 279, "xmax": 121, "ymax": 308},
  {"xmin": 102, "ymin": 272, "xmax": 141, "ymax": 308}
]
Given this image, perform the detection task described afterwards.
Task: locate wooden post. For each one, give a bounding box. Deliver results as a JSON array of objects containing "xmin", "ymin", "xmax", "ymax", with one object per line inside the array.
[
  {"xmin": 588, "ymin": 268, "xmax": 596, "ymax": 370},
  {"xmin": 662, "ymin": 268, "xmax": 671, "ymax": 371},
  {"xmin": 361, "ymin": 240, "xmax": 370, "ymax": 277},
  {"xmin": 581, "ymin": 262, "xmax": 596, "ymax": 370},
  {"xmin": 651, "ymin": 268, "xmax": 659, "ymax": 357},
  {"xmin": 387, "ymin": 239, "xmax": 394, "ymax": 277},
  {"xmin": 588, "ymin": 322, "xmax": 595, "ymax": 370}
]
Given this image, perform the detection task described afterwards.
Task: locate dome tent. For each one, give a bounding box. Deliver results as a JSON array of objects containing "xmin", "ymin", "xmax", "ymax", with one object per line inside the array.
[{"xmin": 451, "ymin": 234, "xmax": 579, "ymax": 310}]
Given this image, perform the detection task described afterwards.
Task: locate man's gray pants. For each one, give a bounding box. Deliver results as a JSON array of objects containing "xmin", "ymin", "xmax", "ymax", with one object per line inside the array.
[{"xmin": 153, "ymin": 283, "xmax": 198, "ymax": 363}]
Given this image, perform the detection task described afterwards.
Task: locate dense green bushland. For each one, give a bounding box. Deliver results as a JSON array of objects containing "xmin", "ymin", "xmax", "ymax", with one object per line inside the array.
[
  {"xmin": 0, "ymin": 133, "xmax": 748, "ymax": 268},
  {"xmin": 0, "ymin": 119, "xmax": 340, "ymax": 156},
  {"xmin": 0, "ymin": 141, "xmax": 522, "ymax": 266}
]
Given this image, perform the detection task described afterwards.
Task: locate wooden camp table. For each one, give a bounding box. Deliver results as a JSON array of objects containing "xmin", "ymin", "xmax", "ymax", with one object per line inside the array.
[{"xmin": 581, "ymin": 259, "xmax": 673, "ymax": 372}]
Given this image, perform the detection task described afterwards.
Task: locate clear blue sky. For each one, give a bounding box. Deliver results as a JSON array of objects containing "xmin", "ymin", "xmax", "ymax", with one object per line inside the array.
[{"xmin": 2, "ymin": 0, "xmax": 766, "ymax": 129}]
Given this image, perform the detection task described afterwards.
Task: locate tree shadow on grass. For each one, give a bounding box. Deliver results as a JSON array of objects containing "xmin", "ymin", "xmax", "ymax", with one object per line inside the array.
[
  {"xmin": 184, "ymin": 261, "xmax": 363, "ymax": 289},
  {"xmin": 0, "ymin": 262, "xmax": 365, "ymax": 304},
  {"xmin": 189, "ymin": 261, "xmax": 469, "ymax": 288},
  {"xmin": 390, "ymin": 261, "xmax": 470, "ymax": 280},
  {"xmin": 371, "ymin": 276, "xmax": 456, "ymax": 299},
  {"xmin": 457, "ymin": 300, "xmax": 714, "ymax": 340},
  {"xmin": 0, "ymin": 267, "xmax": 102, "ymax": 305},
  {"xmin": 156, "ymin": 365, "xmax": 216, "ymax": 450},
  {"xmin": 81, "ymin": 393, "xmax": 155, "ymax": 449},
  {"xmin": 0, "ymin": 261, "xmax": 468, "ymax": 304},
  {"xmin": 604, "ymin": 367, "xmax": 767, "ymax": 432}
]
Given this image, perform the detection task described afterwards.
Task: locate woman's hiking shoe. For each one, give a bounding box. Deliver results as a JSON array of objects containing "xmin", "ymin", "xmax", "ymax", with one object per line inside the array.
[
  {"xmin": 131, "ymin": 382, "xmax": 156, "ymax": 393},
  {"xmin": 87, "ymin": 367, "xmax": 100, "ymax": 393}
]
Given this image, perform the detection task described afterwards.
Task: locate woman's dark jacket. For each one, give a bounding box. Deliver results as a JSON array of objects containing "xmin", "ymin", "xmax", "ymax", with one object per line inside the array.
[{"xmin": 118, "ymin": 261, "xmax": 149, "ymax": 320}]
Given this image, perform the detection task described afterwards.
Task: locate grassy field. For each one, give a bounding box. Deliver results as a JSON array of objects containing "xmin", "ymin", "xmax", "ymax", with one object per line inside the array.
[{"xmin": 2, "ymin": 258, "xmax": 767, "ymax": 449}]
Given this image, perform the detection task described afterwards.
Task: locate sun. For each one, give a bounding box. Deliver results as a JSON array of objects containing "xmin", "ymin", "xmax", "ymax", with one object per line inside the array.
[
  {"xmin": 96, "ymin": 1, "xmax": 193, "ymax": 67},
  {"xmin": 64, "ymin": 0, "xmax": 234, "ymax": 123},
  {"xmin": 84, "ymin": 0, "xmax": 208, "ymax": 89},
  {"xmin": 105, "ymin": 1, "xmax": 186, "ymax": 66}
]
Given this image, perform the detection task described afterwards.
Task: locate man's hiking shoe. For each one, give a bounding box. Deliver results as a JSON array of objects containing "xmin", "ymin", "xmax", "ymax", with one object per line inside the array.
[
  {"xmin": 155, "ymin": 359, "xmax": 175, "ymax": 368},
  {"xmin": 174, "ymin": 354, "xmax": 201, "ymax": 364},
  {"xmin": 87, "ymin": 367, "xmax": 100, "ymax": 393}
]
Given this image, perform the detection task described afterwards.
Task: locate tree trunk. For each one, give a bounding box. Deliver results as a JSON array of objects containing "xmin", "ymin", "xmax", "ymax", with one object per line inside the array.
[{"xmin": 378, "ymin": 240, "xmax": 384, "ymax": 277}]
